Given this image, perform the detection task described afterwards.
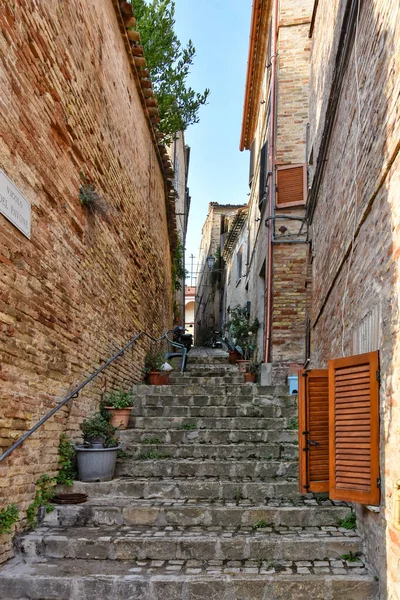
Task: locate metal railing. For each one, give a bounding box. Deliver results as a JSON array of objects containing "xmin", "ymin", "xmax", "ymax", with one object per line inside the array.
[{"xmin": 0, "ymin": 331, "xmax": 186, "ymax": 463}]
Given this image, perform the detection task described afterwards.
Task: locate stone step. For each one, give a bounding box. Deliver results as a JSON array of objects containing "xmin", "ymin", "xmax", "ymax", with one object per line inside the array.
[
  {"xmin": 133, "ymin": 383, "xmax": 289, "ymax": 397},
  {"xmin": 17, "ymin": 524, "xmax": 362, "ymax": 563},
  {"xmin": 0, "ymin": 557, "xmax": 377, "ymax": 600},
  {"xmin": 169, "ymin": 374, "xmax": 245, "ymax": 384},
  {"xmin": 44, "ymin": 497, "xmax": 351, "ymax": 529},
  {"xmin": 132, "ymin": 393, "xmax": 296, "ymax": 408},
  {"xmin": 115, "ymin": 457, "xmax": 298, "ymax": 480},
  {"xmin": 70, "ymin": 477, "xmax": 299, "ymax": 502},
  {"xmin": 123, "ymin": 442, "xmax": 298, "ymax": 460},
  {"xmin": 131, "ymin": 404, "xmax": 295, "ymax": 419},
  {"xmin": 120, "ymin": 428, "xmax": 297, "ymax": 445},
  {"xmin": 132, "ymin": 415, "xmax": 292, "ymax": 430}
]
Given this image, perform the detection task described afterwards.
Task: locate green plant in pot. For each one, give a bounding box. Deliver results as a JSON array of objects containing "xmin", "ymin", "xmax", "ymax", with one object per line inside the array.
[
  {"xmin": 143, "ymin": 348, "xmax": 170, "ymax": 385},
  {"xmin": 244, "ymin": 361, "xmax": 260, "ymax": 383},
  {"xmin": 227, "ymin": 305, "xmax": 260, "ymax": 367},
  {"xmin": 74, "ymin": 412, "xmax": 121, "ymax": 482},
  {"xmin": 104, "ymin": 388, "xmax": 134, "ymax": 430}
]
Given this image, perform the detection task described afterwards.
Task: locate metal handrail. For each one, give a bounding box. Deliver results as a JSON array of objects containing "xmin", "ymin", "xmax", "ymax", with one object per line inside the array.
[{"xmin": 0, "ymin": 330, "xmax": 186, "ymax": 463}]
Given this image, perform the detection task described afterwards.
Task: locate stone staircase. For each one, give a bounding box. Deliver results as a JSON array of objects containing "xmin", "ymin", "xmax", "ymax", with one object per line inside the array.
[{"xmin": 0, "ymin": 349, "xmax": 377, "ymax": 599}]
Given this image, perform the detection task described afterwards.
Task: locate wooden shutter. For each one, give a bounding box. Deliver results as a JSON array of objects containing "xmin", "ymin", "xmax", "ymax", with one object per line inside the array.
[
  {"xmin": 276, "ymin": 164, "xmax": 306, "ymax": 207},
  {"xmin": 249, "ymin": 140, "xmax": 255, "ymax": 187},
  {"xmin": 298, "ymin": 370, "xmax": 329, "ymax": 493},
  {"xmin": 329, "ymin": 351, "xmax": 380, "ymax": 505},
  {"xmin": 259, "ymin": 141, "xmax": 268, "ymax": 208}
]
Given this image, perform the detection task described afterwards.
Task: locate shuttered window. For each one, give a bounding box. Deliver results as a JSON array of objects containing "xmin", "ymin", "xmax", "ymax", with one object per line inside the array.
[
  {"xmin": 276, "ymin": 164, "xmax": 306, "ymax": 207},
  {"xmin": 259, "ymin": 141, "xmax": 268, "ymax": 209},
  {"xmin": 249, "ymin": 140, "xmax": 256, "ymax": 187},
  {"xmin": 298, "ymin": 370, "xmax": 329, "ymax": 493},
  {"xmin": 329, "ymin": 351, "xmax": 380, "ymax": 505}
]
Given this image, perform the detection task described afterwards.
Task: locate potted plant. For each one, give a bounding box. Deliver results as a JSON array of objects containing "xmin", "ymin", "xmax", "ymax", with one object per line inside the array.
[
  {"xmin": 143, "ymin": 349, "xmax": 170, "ymax": 385},
  {"xmin": 244, "ymin": 361, "xmax": 259, "ymax": 383},
  {"xmin": 227, "ymin": 306, "xmax": 259, "ymax": 367},
  {"xmin": 74, "ymin": 413, "xmax": 121, "ymax": 482},
  {"xmin": 104, "ymin": 388, "xmax": 134, "ymax": 430}
]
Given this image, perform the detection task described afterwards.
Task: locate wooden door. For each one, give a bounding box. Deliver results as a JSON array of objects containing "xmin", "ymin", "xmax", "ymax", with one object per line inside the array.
[
  {"xmin": 298, "ymin": 369, "xmax": 329, "ymax": 493},
  {"xmin": 329, "ymin": 351, "xmax": 380, "ymax": 505}
]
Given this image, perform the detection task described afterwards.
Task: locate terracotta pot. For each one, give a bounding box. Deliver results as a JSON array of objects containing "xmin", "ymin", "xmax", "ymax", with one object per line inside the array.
[
  {"xmin": 244, "ymin": 372, "xmax": 256, "ymax": 383},
  {"xmin": 105, "ymin": 407, "xmax": 132, "ymax": 430},
  {"xmin": 147, "ymin": 371, "xmax": 170, "ymax": 385},
  {"xmin": 237, "ymin": 360, "xmax": 250, "ymax": 373},
  {"xmin": 228, "ymin": 350, "xmax": 242, "ymax": 364}
]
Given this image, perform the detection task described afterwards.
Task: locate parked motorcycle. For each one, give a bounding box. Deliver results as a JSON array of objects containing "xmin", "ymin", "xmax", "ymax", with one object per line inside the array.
[
  {"xmin": 173, "ymin": 326, "xmax": 193, "ymax": 352},
  {"xmin": 211, "ymin": 331, "xmax": 223, "ymax": 348}
]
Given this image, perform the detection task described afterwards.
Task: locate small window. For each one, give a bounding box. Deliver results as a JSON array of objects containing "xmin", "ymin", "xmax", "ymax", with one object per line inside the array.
[
  {"xmin": 259, "ymin": 141, "xmax": 268, "ymax": 209},
  {"xmin": 276, "ymin": 164, "xmax": 306, "ymax": 207},
  {"xmin": 249, "ymin": 140, "xmax": 256, "ymax": 187},
  {"xmin": 236, "ymin": 245, "xmax": 243, "ymax": 282}
]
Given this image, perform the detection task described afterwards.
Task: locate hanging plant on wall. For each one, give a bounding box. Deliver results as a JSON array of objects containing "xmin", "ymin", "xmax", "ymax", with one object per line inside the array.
[
  {"xmin": 172, "ymin": 236, "xmax": 188, "ymax": 291},
  {"xmin": 79, "ymin": 172, "xmax": 110, "ymax": 219}
]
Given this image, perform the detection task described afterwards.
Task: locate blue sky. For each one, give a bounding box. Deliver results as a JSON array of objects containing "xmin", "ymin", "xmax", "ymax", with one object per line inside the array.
[{"xmin": 172, "ymin": 0, "xmax": 252, "ymax": 283}]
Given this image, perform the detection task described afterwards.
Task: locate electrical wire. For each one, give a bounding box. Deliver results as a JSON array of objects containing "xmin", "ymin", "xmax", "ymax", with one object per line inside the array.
[{"xmin": 341, "ymin": 0, "xmax": 361, "ymax": 357}]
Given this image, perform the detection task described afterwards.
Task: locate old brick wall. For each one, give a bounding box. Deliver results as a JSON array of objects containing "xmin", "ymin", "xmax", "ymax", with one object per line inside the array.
[
  {"xmin": 308, "ymin": 0, "xmax": 400, "ymax": 597},
  {"xmin": 0, "ymin": 0, "xmax": 174, "ymax": 562}
]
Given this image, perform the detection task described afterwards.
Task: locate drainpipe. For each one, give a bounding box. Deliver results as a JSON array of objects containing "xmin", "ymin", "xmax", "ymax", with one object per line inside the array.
[{"xmin": 264, "ymin": 0, "xmax": 279, "ymax": 363}]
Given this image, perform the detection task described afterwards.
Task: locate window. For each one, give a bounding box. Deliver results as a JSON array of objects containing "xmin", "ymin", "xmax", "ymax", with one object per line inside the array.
[
  {"xmin": 276, "ymin": 164, "xmax": 306, "ymax": 207},
  {"xmin": 249, "ymin": 140, "xmax": 256, "ymax": 187},
  {"xmin": 236, "ymin": 245, "xmax": 243, "ymax": 282},
  {"xmin": 259, "ymin": 141, "xmax": 268, "ymax": 209}
]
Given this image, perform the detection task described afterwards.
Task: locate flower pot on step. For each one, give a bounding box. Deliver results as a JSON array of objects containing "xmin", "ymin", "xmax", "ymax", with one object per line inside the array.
[
  {"xmin": 74, "ymin": 444, "xmax": 121, "ymax": 482},
  {"xmin": 228, "ymin": 350, "xmax": 242, "ymax": 364},
  {"xmin": 147, "ymin": 371, "xmax": 170, "ymax": 385},
  {"xmin": 244, "ymin": 372, "xmax": 256, "ymax": 383},
  {"xmin": 237, "ymin": 360, "xmax": 250, "ymax": 373},
  {"xmin": 105, "ymin": 407, "xmax": 132, "ymax": 430}
]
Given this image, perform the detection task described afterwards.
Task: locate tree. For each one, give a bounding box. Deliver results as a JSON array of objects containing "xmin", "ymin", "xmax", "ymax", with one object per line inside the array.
[{"xmin": 131, "ymin": 0, "xmax": 209, "ymax": 140}]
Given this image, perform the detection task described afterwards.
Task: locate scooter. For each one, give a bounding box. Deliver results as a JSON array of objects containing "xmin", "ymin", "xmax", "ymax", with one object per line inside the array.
[{"xmin": 173, "ymin": 326, "xmax": 193, "ymax": 352}]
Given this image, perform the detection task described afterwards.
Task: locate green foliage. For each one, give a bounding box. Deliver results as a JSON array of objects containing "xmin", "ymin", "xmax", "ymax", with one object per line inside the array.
[
  {"xmin": 178, "ymin": 422, "xmax": 197, "ymax": 430},
  {"xmin": 79, "ymin": 173, "xmax": 109, "ymax": 217},
  {"xmin": 0, "ymin": 504, "xmax": 19, "ymax": 535},
  {"xmin": 209, "ymin": 247, "xmax": 222, "ymax": 288},
  {"xmin": 27, "ymin": 475, "xmax": 56, "ymax": 528},
  {"xmin": 287, "ymin": 417, "xmax": 299, "ymax": 430},
  {"xmin": 246, "ymin": 361, "xmax": 260, "ymax": 375},
  {"xmin": 138, "ymin": 449, "xmax": 171, "ymax": 460},
  {"xmin": 338, "ymin": 511, "xmax": 356, "ymax": 530},
  {"xmin": 56, "ymin": 434, "xmax": 76, "ymax": 486},
  {"xmin": 143, "ymin": 348, "xmax": 165, "ymax": 373},
  {"xmin": 117, "ymin": 448, "xmax": 130, "ymax": 459},
  {"xmin": 227, "ymin": 305, "xmax": 260, "ymax": 360},
  {"xmin": 252, "ymin": 519, "xmax": 270, "ymax": 530},
  {"xmin": 104, "ymin": 388, "xmax": 134, "ymax": 409},
  {"xmin": 142, "ymin": 436, "xmax": 162, "ymax": 444},
  {"xmin": 172, "ymin": 236, "xmax": 188, "ymax": 291},
  {"xmin": 80, "ymin": 413, "xmax": 118, "ymax": 447},
  {"xmin": 132, "ymin": 0, "xmax": 210, "ymax": 141},
  {"xmin": 341, "ymin": 551, "xmax": 362, "ymax": 562}
]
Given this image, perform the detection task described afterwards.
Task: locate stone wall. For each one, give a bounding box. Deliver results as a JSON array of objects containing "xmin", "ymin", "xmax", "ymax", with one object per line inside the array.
[
  {"xmin": 0, "ymin": 0, "xmax": 174, "ymax": 563},
  {"xmin": 308, "ymin": 0, "xmax": 400, "ymax": 597}
]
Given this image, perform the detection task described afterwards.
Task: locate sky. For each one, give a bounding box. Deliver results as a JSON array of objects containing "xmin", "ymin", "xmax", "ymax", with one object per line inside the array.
[{"xmin": 172, "ymin": 0, "xmax": 253, "ymax": 284}]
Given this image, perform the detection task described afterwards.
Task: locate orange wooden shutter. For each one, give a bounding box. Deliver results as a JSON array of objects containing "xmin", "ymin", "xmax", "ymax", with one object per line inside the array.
[
  {"xmin": 298, "ymin": 369, "xmax": 329, "ymax": 493},
  {"xmin": 329, "ymin": 351, "xmax": 380, "ymax": 505},
  {"xmin": 276, "ymin": 164, "xmax": 306, "ymax": 207}
]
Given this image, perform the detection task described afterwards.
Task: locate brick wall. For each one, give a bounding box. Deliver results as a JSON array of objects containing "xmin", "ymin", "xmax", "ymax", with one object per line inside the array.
[
  {"xmin": 308, "ymin": 0, "xmax": 400, "ymax": 597},
  {"xmin": 0, "ymin": 0, "xmax": 174, "ymax": 562}
]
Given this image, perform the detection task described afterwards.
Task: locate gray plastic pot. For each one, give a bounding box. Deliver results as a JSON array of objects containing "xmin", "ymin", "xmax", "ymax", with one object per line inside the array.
[{"xmin": 74, "ymin": 444, "xmax": 121, "ymax": 482}]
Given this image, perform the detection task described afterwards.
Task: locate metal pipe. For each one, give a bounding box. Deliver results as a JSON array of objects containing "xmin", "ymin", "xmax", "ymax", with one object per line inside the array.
[
  {"xmin": 0, "ymin": 330, "xmax": 183, "ymax": 463},
  {"xmin": 264, "ymin": 0, "xmax": 279, "ymax": 363}
]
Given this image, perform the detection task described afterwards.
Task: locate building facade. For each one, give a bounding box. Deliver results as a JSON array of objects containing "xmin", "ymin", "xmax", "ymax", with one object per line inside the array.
[
  {"xmin": 240, "ymin": 0, "xmax": 312, "ymax": 379},
  {"xmin": 307, "ymin": 1, "xmax": 400, "ymax": 597},
  {"xmin": 0, "ymin": 0, "xmax": 178, "ymax": 563}
]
